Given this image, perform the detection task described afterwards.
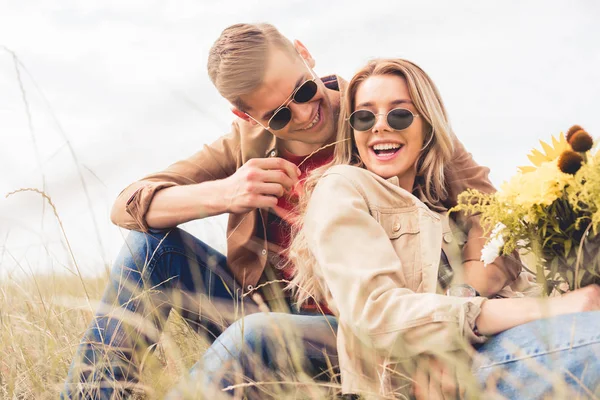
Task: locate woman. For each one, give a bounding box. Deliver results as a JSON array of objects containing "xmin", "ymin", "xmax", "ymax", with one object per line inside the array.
[{"xmin": 289, "ymin": 59, "xmax": 600, "ymax": 399}]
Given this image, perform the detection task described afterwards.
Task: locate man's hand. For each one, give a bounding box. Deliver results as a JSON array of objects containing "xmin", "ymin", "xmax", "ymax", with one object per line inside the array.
[
  {"xmin": 413, "ymin": 356, "xmax": 463, "ymax": 400},
  {"xmin": 222, "ymin": 157, "xmax": 301, "ymax": 214}
]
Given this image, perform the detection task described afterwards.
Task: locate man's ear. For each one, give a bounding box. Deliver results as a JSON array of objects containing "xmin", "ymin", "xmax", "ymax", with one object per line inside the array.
[
  {"xmin": 293, "ymin": 40, "xmax": 315, "ymax": 68},
  {"xmin": 231, "ymin": 108, "xmax": 256, "ymax": 124}
]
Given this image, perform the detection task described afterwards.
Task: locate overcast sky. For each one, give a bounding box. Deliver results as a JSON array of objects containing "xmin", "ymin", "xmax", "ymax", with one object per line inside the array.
[{"xmin": 1, "ymin": 0, "xmax": 599, "ymax": 277}]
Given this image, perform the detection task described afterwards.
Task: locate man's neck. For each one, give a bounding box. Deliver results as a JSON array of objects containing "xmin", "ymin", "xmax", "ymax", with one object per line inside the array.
[{"xmin": 280, "ymin": 139, "xmax": 332, "ymax": 157}]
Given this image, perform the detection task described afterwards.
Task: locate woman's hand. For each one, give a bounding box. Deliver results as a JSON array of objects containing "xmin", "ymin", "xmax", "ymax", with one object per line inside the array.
[
  {"xmin": 549, "ymin": 284, "xmax": 600, "ymax": 315},
  {"xmin": 413, "ymin": 356, "xmax": 464, "ymax": 400}
]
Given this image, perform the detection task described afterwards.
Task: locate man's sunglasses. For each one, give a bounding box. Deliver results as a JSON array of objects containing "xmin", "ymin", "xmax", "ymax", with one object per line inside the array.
[
  {"xmin": 247, "ymin": 57, "xmax": 319, "ymax": 131},
  {"xmin": 348, "ymin": 108, "xmax": 420, "ymax": 132}
]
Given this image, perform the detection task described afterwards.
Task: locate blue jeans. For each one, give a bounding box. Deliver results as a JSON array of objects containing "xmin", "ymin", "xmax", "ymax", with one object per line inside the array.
[
  {"xmin": 167, "ymin": 313, "xmax": 338, "ymax": 399},
  {"xmin": 61, "ymin": 228, "xmax": 337, "ymax": 399},
  {"xmin": 189, "ymin": 312, "xmax": 600, "ymax": 399},
  {"xmin": 474, "ymin": 311, "xmax": 600, "ymax": 399}
]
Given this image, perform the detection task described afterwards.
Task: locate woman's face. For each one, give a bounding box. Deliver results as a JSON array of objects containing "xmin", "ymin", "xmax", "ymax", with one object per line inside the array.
[{"xmin": 352, "ymin": 74, "xmax": 425, "ymax": 186}]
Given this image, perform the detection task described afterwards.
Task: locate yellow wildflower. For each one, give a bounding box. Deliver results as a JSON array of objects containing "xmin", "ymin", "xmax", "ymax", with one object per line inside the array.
[
  {"xmin": 519, "ymin": 132, "xmax": 569, "ymax": 173},
  {"xmin": 499, "ymin": 161, "xmax": 572, "ymax": 208}
]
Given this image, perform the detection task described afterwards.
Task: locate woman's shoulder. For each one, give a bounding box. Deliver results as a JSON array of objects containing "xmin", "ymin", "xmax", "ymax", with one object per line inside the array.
[
  {"xmin": 322, "ymin": 164, "xmax": 386, "ymax": 186},
  {"xmin": 316, "ymin": 165, "xmax": 420, "ymax": 208}
]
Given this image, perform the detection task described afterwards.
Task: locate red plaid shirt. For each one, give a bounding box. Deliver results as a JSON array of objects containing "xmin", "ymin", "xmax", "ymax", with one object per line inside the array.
[{"xmin": 266, "ymin": 146, "xmax": 334, "ymax": 315}]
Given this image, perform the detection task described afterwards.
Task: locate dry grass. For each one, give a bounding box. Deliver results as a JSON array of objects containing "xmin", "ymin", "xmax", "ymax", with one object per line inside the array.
[{"xmin": 0, "ymin": 270, "xmax": 342, "ymax": 399}]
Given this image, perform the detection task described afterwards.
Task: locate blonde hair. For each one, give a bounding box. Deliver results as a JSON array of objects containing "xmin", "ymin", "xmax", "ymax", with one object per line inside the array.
[
  {"xmin": 207, "ymin": 23, "xmax": 296, "ymax": 110},
  {"xmin": 288, "ymin": 58, "xmax": 455, "ymax": 306}
]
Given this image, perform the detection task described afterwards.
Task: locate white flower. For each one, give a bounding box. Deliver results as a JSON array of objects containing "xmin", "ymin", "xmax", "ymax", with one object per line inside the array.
[{"xmin": 480, "ymin": 223, "xmax": 506, "ymax": 266}]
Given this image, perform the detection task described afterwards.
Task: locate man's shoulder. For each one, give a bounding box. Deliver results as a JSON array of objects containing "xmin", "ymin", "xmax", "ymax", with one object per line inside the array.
[{"xmin": 216, "ymin": 119, "xmax": 276, "ymax": 161}]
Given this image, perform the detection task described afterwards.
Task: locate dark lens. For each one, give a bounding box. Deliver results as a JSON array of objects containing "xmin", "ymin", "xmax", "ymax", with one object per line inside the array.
[
  {"xmin": 349, "ymin": 110, "xmax": 375, "ymax": 131},
  {"xmin": 269, "ymin": 107, "xmax": 292, "ymax": 130},
  {"xmin": 387, "ymin": 108, "xmax": 414, "ymax": 131},
  {"xmin": 293, "ymin": 80, "xmax": 317, "ymax": 103}
]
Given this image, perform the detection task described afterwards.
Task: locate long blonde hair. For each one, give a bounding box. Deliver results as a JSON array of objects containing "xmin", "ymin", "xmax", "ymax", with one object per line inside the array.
[{"xmin": 288, "ymin": 58, "xmax": 455, "ymax": 306}]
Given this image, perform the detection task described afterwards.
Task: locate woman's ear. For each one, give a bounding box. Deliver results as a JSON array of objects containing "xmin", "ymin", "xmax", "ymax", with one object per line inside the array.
[
  {"xmin": 231, "ymin": 108, "xmax": 256, "ymax": 125},
  {"xmin": 294, "ymin": 40, "xmax": 315, "ymax": 68}
]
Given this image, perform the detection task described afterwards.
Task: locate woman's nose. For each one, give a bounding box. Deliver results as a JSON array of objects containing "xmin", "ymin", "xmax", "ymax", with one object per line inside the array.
[{"xmin": 371, "ymin": 114, "xmax": 389, "ymax": 134}]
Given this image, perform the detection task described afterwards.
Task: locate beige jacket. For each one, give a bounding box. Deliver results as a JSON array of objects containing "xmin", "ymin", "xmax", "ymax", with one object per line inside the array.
[{"xmin": 303, "ymin": 165, "xmax": 538, "ymax": 397}]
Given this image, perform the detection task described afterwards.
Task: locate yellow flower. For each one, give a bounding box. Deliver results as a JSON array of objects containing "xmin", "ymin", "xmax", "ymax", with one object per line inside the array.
[
  {"xmin": 499, "ymin": 161, "xmax": 571, "ymax": 208},
  {"xmin": 519, "ymin": 132, "xmax": 569, "ymax": 173}
]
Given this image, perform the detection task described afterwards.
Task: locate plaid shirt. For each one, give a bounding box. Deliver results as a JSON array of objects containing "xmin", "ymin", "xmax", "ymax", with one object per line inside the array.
[{"xmin": 438, "ymin": 250, "xmax": 454, "ymax": 291}]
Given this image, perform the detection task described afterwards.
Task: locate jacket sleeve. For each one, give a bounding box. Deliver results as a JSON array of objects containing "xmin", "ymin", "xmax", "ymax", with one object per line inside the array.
[
  {"xmin": 110, "ymin": 124, "xmax": 241, "ymax": 231},
  {"xmin": 445, "ymin": 135, "xmax": 522, "ymax": 282},
  {"xmin": 304, "ymin": 172, "xmax": 487, "ymax": 359}
]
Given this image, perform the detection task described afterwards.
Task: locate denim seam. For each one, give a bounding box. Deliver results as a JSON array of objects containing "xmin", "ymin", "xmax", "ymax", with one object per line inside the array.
[{"xmin": 477, "ymin": 335, "xmax": 600, "ymax": 369}]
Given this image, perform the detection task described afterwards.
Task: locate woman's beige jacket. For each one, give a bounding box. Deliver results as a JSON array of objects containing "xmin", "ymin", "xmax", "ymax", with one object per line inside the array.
[{"xmin": 303, "ymin": 165, "xmax": 538, "ymax": 397}]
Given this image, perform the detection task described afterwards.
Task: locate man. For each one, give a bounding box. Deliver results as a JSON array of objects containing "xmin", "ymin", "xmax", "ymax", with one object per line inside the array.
[{"xmin": 63, "ymin": 23, "xmax": 516, "ymax": 399}]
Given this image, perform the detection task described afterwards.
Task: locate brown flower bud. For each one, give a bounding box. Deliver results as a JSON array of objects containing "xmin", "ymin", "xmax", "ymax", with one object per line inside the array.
[
  {"xmin": 566, "ymin": 125, "xmax": 584, "ymax": 143},
  {"xmin": 558, "ymin": 150, "xmax": 584, "ymax": 175},
  {"xmin": 570, "ymin": 130, "xmax": 594, "ymax": 152}
]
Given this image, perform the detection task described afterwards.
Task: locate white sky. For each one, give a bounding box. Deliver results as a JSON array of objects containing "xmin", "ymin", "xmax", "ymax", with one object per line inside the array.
[{"xmin": 1, "ymin": 0, "xmax": 599, "ymax": 277}]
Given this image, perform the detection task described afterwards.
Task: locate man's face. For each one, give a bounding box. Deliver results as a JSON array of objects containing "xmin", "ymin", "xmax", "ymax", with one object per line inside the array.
[{"xmin": 239, "ymin": 46, "xmax": 337, "ymax": 155}]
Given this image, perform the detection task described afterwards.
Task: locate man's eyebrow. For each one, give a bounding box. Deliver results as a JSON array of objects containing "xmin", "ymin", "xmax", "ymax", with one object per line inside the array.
[
  {"xmin": 260, "ymin": 75, "xmax": 305, "ymax": 120},
  {"xmin": 355, "ymin": 99, "xmax": 412, "ymax": 108}
]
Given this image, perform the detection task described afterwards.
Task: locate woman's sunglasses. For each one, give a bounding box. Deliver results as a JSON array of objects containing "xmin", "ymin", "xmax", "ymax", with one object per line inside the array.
[{"xmin": 348, "ymin": 108, "xmax": 420, "ymax": 132}]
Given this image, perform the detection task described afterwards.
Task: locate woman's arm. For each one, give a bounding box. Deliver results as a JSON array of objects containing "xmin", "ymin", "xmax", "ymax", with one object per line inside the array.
[{"xmin": 476, "ymin": 284, "xmax": 600, "ymax": 336}]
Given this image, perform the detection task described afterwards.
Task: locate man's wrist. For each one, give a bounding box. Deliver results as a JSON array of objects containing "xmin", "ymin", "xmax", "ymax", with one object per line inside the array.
[{"xmin": 193, "ymin": 180, "xmax": 229, "ymax": 217}]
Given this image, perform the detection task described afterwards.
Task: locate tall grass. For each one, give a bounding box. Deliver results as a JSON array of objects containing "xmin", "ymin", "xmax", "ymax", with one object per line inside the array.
[{"xmin": 2, "ymin": 48, "xmax": 600, "ymax": 400}]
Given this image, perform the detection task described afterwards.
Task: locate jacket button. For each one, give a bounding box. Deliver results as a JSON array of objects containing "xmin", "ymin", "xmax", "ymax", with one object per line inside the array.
[
  {"xmin": 261, "ymin": 249, "xmax": 267, "ymax": 256},
  {"xmin": 392, "ymin": 222, "xmax": 401, "ymax": 232},
  {"xmin": 269, "ymin": 150, "xmax": 277, "ymax": 157},
  {"xmin": 443, "ymin": 233, "xmax": 453, "ymax": 243},
  {"xmin": 247, "ymin": 285, "xmax": 253, "ymax": 291}
]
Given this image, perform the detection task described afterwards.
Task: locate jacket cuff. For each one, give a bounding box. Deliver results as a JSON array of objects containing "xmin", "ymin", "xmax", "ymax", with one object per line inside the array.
[
  {"xmin": 462, "ymin": 296, "xmax": 488, "ymax": 345},
  {"xmin": 125, "ymin": 182, "xmax": 177, "ymax": 231}
]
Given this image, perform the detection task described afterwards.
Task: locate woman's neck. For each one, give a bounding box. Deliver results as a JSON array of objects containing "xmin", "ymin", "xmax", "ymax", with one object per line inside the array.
[{"xmin": 397, "ymin": 172, "xmax": 416, "ymax": 193}]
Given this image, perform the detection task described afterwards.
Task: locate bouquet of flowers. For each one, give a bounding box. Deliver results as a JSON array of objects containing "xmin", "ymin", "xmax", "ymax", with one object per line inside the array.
[{"xmin": 452, "ymin": 125, "xmax": 600, "ymax": 293}]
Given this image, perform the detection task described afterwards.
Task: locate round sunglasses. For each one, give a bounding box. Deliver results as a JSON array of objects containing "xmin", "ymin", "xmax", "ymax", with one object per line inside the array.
[
  {"xmin": 348, "ymin": 108, "xmax": 420, "ymax": 132},
  {"xmin": 266, "ymin": 79, "xmax": 318, "ymax": 130}
]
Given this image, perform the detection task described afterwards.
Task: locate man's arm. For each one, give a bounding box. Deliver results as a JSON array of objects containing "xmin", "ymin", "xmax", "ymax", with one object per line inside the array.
[
  {"xmin": 445, "ymin": 135, "xmax": 522, "ymax": 297},
  {"xmin": 111, "ymin": 125, "xmax": 300, "ymax": 231}
]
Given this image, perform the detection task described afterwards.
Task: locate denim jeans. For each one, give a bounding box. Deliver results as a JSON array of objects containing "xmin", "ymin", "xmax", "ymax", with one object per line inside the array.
[
  {"xmin": 167, "ymin": 313, "xmax": 338, "ymax": 399},
  {"xmin": 474, "ymin": 311, "xmax": 600, "ymax": 399},
  {"xmin": 61, "ymin": 228, "xmax": 337, "ymax": 399},
  {"xmin": 189, "ymin": 311, "xmax": 600, "ymax": 399}
]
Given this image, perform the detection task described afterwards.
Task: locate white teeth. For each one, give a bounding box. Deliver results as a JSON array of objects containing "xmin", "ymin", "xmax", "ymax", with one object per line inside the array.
[
  {"xmin": 302, "ymin": 109, "xmax": 320, "ymax": 130},
  {"xmin": 372, "ymin": 143, "xmax": 402, "ymax": 151}
]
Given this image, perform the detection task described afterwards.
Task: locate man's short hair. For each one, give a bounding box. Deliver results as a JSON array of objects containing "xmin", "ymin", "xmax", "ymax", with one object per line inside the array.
[{"xmin": 208, "ymin": 23, "xmax": 297, "ymax": 111}]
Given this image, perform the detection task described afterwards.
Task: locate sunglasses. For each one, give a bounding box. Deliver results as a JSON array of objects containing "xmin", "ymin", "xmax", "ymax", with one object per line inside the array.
[
  {"xmin": 348, "ymin": 108, "xmax": 420, "ymax": 132},
  {"xmin": 247, "ymin": 57, "xmax": 319, "ymax": 131}
]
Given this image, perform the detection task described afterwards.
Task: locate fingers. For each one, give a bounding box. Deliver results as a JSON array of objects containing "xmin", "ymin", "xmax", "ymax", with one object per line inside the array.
[
  {"xmin": 413, "ymin": 360, "xmax": 429, "ymax": 400},
  {"xmin": 249, "ymin": 157, "xmax": 301, "ymax": 182},
  {"xmin": 254, "ymin": 182, "xmax": 286, "ymax": 197},
  {"xmin": 249, "ymin": 194, "xmax": 279, "ymax": 210},
  {"xmin": 259, "ymin": 169, "xmax": 295, "ymax": 191},
  {"xmin": 428, "ymin": 360, "xmax": 444, "ymax": 400},
  {"xmin": 414, "ymin": 357, "xmax": 459, "ymax": 400},
  {"xmin": 438, "ymin": 359, "xmax": 459, "ymax": 399}
]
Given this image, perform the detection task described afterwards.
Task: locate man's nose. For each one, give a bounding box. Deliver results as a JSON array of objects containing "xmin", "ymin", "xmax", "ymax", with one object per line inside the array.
[{"xmin": 289, "ymin": 101, "xmax": 314, "ymax": 124}]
